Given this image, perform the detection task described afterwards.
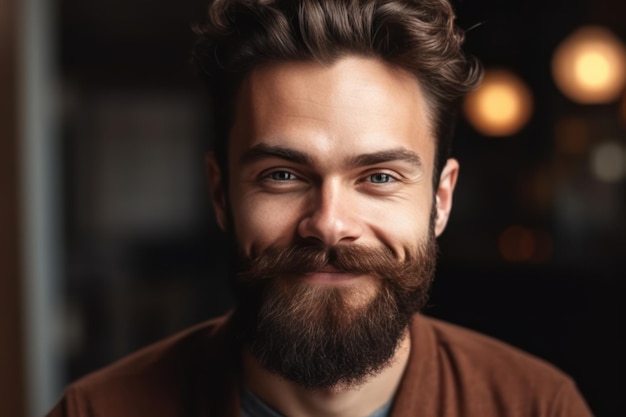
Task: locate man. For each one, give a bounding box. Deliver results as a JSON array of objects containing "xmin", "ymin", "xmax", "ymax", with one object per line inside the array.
[{"xmin": 47, "ymin": 0, "xmax": 594, "ymax": 416}]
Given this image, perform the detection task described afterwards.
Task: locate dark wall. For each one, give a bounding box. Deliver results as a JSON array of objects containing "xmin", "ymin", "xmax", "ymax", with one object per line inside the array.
[{"xmin": 1, "ymin": 0, "xmax": 27, "ymax": 415}]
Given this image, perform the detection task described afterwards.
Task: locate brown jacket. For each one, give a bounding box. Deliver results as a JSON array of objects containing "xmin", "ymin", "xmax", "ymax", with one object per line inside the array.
[{"xmin": 46, "ymin": 313, "xmax": 594, "ymax": 417}]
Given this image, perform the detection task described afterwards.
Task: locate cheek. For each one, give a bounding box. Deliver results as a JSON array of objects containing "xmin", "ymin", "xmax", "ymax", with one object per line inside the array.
[
  {"xmin": 365, "ymin": 195, "xmax": 433, "ymax": 254},
  {"xmin": 231, "ymin": 194, "xmax": 302, "ymax": 255}
]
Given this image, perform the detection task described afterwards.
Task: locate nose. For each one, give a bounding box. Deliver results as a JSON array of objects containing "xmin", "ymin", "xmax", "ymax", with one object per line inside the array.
[{"xmin": 297, "ymin": 181, "xmax": 363, "ymax": 246}]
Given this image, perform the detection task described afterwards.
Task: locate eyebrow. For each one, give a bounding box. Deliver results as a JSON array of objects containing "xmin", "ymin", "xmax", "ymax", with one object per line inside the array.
[
  {"xmin": 240, "ymin": 143, "xmax": 314, "ymax": 166},
  {"xmin": 348, "ymin": 148, "xmax": 423, "ymax": 169},
  {"xmin": 240, "ymin": 143, "xmax": 423, "ymax": 170}
]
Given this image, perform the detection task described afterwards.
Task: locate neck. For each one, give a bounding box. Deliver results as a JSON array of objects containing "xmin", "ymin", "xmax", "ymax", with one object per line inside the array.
[{"xmin": 241, "ymin": 330, "xmax": 411, "ymax": 417}]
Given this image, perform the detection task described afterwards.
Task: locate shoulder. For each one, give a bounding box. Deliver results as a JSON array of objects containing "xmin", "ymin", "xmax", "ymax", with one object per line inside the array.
[
  {"xmin": 46, "ymin": 313, "xmax": 235, "ymax": 417},
  {"xmin": 418, "ymin": 316, "xmax": 570, "ymax": 383},
  {"xmin": 76, "ymin": 313, "xmax": 231, "ymax": 387},
  {"xmin": 401, "ymin": 314, "xmax": 594, "ymax": 416}
]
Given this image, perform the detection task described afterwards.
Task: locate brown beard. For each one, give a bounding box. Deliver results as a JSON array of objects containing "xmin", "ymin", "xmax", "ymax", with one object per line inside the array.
[{"xmin": 230, "ymin": 237, "xmax": 438, "ymax": 390}]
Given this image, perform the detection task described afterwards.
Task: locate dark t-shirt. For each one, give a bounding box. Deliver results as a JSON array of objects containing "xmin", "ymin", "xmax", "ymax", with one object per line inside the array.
[
  {"xmin": 46, "ymin": 312, "xmax": 594, "ymax": 417},
  {"xmin": 240, "ymin": 388, "xmax": 392, "ymax": 417}
]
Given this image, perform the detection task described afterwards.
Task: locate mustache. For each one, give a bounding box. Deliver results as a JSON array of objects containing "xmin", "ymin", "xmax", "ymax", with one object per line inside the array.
[{"xmin": 237, "ymin": 243, "xmax": 434, "ymax": 289}]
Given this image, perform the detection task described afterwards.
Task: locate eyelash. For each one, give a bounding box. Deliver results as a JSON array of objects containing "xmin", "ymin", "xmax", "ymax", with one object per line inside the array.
[
  {"xmin": 264, "ymin": 170, "xmax": 298, "ymax": 181},
  {"xmin": 367, "ymin": 173, "xmax": 396, "ymax": 184},
  {"xmin": 260, "ymin": 169, "xmax": 399, "ymax": 186}
]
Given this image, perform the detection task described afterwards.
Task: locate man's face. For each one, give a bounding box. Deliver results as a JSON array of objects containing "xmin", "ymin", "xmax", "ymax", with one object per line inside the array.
[
  {"xmin": 216, "ymin": 55, "xmax": 456, "ymax": 259},
  {"xmin": 208, "ymin": 56, "xmax": 458, "ymax": 389}
]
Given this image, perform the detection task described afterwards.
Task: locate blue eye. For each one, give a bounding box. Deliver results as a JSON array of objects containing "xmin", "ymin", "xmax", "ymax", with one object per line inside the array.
[
  {"xmin": 369, "ymin": 173, "xmax": 393, "ymax": 183},
  {"xmin": 268, "ymin": 171, "xmax": 296, "ymax": 181}
]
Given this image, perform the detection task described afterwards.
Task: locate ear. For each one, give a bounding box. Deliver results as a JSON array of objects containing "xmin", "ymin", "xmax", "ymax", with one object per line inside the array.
[
  {"xmin": 205, "ymin": 152, "xmax": 228, "ymax": 231},
  {"xmin": 434, "ymin": 158, "xmax": 459, "ymax": 237}
]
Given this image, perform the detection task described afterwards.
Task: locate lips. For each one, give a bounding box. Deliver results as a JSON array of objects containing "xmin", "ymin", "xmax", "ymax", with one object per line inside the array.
[{"xmin": 304, "ymin": 265, "xmax": 361, "ymax": 284}]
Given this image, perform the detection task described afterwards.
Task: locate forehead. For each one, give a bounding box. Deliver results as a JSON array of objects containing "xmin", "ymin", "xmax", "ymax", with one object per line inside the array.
[{"xmin": 229, "ymin": 56, "xmax": 435, "ymax": 169}]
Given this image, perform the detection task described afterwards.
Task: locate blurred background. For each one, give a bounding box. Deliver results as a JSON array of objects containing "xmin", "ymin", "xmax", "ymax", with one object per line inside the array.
[{"xmin": 1, "ymin": 0, "xmax": 624, "ymax": 416}]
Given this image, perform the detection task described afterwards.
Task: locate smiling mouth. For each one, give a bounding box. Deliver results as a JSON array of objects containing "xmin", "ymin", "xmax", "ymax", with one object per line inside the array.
[{"xmin": 303, "ymin": 266, "xmax": 361, "ymax": 284}]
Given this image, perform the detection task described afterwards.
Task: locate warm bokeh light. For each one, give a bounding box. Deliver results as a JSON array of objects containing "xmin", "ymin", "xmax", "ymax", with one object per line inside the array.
[
  {"xmin": 590, "ymin": 141, "xmax": 626, "ymax": 182},
  {"xmin": 498, "ymin": 226, "xmax": 553, "ymax": 263},
  {"xmin": 464, "ymin": 69, "xmax": 533, "ymax": 137},
  {"xmin": 499, "ymin": 226, "xmax": 534, "ymax": 262},
  {"xmin": 552, "ymin": 26, "xmax": 626, "ymax": 104},
  {"xmin": 554, "ymin": 117, "xmax": 590, "ymax": 154}
]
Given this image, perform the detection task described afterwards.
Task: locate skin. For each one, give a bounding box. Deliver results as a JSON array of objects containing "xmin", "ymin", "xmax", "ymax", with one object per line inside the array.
[{"xmin": 207, "ymin": 56, "xmax": 459, "ymax": 417}]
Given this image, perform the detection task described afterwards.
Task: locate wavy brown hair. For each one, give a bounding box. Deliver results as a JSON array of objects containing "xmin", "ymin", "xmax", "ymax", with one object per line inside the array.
[{"xmin": 191, "ymin": 0, "xmax": 482, "ymax": 185}]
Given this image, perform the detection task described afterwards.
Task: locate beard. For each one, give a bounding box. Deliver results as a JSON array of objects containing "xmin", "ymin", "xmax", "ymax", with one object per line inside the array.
[{"xmin": 229, "ymin": 233, "xmax": 438, "ymax": 391}]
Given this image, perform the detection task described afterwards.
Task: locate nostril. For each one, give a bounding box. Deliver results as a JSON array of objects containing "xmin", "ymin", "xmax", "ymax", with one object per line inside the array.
[{"xmin": 296, "ymin": 185, "xmax": 363, "ymax": 246}]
